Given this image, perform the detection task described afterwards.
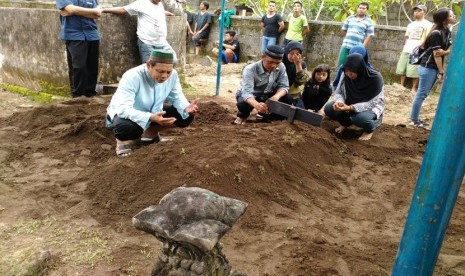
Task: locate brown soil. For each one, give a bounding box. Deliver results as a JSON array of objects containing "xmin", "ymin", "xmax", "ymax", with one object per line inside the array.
[{"xmin": 1, "ymin": 64, "xmax": 464, "ymax": 276}]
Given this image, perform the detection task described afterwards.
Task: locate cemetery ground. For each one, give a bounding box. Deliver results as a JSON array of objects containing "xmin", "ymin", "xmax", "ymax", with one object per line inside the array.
[{"xmin": 1, "ymin": 63, "xmax": 465, "ymax": 275}]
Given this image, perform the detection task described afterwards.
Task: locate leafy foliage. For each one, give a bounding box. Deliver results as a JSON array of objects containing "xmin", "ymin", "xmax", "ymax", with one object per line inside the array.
[{"xmin": 232, "ymin": 0, "xmax": 462, "ymax": 25}]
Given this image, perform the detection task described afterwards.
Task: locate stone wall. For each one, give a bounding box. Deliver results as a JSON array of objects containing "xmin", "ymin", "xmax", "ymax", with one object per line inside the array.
[
  {"xmin": 0, "ymin": 8, "xmax": 185, "ymax": 90},
  {"xmin": 0, "ymin": 7, "xmax": 451, "ymax": 90},
  {"xmin": 206, "ymin": 16, "xmax": 409, "ymax": 81}
]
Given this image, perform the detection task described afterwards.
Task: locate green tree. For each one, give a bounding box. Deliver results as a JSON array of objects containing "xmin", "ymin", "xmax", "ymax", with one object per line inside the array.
[{"xmin": 232, "ymin": 0, "xmax": 462, "ymax": 25}]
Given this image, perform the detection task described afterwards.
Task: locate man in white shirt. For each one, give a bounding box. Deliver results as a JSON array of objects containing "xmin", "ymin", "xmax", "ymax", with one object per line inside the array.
[
  {"xmin": 103, "ymin": 0, "xmax": 182, "ymax": 63},
  {"xmin": 395, "ymin": 5, "xmax": 432, "ymax": 92}
]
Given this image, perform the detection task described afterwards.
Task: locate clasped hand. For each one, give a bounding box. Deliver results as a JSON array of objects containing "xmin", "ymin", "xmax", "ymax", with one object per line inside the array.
[
  {"xmin": 333, "ymin": 101, "xmax": 350, "ymax": 112},
  {"xmin": 255, "ymin": 102, "xmax": 269, "ymax": 114}
]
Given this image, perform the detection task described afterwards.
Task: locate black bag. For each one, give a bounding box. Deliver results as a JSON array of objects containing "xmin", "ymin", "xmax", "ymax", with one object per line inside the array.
[
  {"xmin": 408, "ymin": 29, "xmax": 440, "ymax": 65},
  {"xmin": 408, "ymin": 45, "xmax": 430, "ymax": 65}
]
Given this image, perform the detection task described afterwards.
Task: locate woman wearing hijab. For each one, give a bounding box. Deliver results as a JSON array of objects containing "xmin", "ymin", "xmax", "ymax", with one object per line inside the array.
[
  {"xmin": 283, "ymin": 41, "xmax": 309, "ymax": 107},
  {"xmin": 324, "ymin": 53, "xmax": 384, "ymax": 141},
  {"xmin": 332, "ymin": 45, "xmax": 373, "ymax": 91}
]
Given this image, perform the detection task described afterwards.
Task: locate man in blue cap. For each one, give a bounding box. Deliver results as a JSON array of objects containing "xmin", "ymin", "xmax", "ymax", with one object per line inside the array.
[{"xmin": 106, "ymin": 50, "xmax": 200, "ymax": 157}]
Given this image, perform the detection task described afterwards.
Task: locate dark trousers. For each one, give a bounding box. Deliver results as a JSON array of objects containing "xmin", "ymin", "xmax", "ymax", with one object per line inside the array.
[
  {"xmin": 324, "ymin": 101, "xmax": 377, "ymax": 133},
  {"xmin": 111, "ymin": 105, "xmax": 194, "ymax": 141},
  {"xmin": 66, "ymin": 40, "xmax": 99, "ymax": 98},
  {"xmin": 302, "ymin": 86, "xmax": 332, "ymax": 111},
  {"xmin": 236, "ymin": 93, "xmax": 294, "ymax": 120},
  {"xmin": 193, "ymin": 33, "xmax": 209, "ymax": 46}
]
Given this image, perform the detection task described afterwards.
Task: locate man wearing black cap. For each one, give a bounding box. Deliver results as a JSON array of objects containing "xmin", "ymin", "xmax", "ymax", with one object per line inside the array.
[
  {"xmin": 106, "ymin": 50, "xmax": 199, "ymax": 157},
  {"xmin": 234, "ymin": 45, "xmax": 293, "ymax": 125}
]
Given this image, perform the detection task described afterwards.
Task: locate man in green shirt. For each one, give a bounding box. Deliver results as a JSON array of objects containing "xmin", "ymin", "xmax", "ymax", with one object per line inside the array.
[{"xmin": 284, "ymin": 1, "xmax": 309, "ymax": 45}]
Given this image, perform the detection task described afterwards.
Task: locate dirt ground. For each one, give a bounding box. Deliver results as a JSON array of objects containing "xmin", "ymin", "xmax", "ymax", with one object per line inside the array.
[{"xmin": 1, "ymin": 63, "xmax": 465, "ymax": 276}]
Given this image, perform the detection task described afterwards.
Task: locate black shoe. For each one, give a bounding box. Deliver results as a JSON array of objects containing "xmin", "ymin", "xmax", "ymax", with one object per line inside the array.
[{"xmin": 85, "ymin": 91, "xmax": 97, "ymax": 97}]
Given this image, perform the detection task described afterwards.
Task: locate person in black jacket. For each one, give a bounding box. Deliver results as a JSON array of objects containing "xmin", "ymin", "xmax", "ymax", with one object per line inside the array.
[
  {"xmin": 409, "ymin": 8, "xmax": 455, "ymax": 128},
  {"xmin": 301, "ymin": 64, "xmax": 332, "ymax": 114}
]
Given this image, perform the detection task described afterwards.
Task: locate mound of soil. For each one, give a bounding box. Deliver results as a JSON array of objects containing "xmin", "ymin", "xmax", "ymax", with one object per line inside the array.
[{"xmin": 1, "ymin": 93, "xmax": 465, "ymax": 275}]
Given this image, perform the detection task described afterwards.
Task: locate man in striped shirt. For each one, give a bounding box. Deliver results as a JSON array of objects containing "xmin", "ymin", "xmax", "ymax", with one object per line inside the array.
[{"xmin": 337, "ymin": 2, "xmax": 374, "ymax": 66}]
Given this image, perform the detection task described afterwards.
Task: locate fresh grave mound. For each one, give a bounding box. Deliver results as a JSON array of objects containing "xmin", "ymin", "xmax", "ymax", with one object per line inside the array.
[
  {"xmin": 3, "ymin": 96, "xmax": 115, "ymax": 163},
  {"xmin": 87, "ymin": 121, "xmax": 350, "ymax": 221},
  {"xmin": 6, "ymin": 96, "xmax": 464, "ymax": 275},
  {"xmin": 190, "ymin": 99, "xmax": 236, "ymax": 125},
  {"xmin": 3, "ymin": 97, "xmax": 234, "ymax": 162},
  {"xmin": 82, "ymin": 108, "xmax": 434, "ymax": 275}
]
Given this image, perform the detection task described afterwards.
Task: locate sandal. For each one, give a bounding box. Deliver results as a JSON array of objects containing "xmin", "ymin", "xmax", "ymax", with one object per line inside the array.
[
  {"xmin": 116, "ymin": 144, "xmax": 133, "ymax": 158},
  {"xmin": 141, "ymin": 133, "xmax": 174, "ymax": 145},
  {"xmin": 141, "ymin": 127, "xmax": 160, "ymax": 145},
  {"xmin": 141, "ymin": 134, "xmax": 160, "ymax": 145},
  {"xmin": 233, "ymin": 117, "xmax": 246, "ymax": 125}
]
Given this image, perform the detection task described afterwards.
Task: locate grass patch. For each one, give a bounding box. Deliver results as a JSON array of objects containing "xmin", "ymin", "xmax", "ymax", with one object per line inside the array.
[
  {"xmin": 0, "ymin": 217, "xmax": 54, "ymax": 238},
  {"xmin": 140, "ymin": 242, "xmax": 156, "ymax": 260},
  {"xmin": 63, "ymin": 228, "xmax": 113, "ymax": 268},
  {"xmin": 1, "ymin": 83, "xmax": 68, "ymax": 103},
  {"xmin": 0, "ymin": 216, "xmax": 115, "ymax": 273},
  {"xmin": 38, "ymin": 80, "xmax": 71, "ymax": 98},
  {"xmin": 54, "ymin": 227, "xmax": 114, "ymax": 268}
]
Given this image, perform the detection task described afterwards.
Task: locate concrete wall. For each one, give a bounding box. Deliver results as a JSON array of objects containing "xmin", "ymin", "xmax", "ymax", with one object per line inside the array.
[
  {"xmin": 304, "ymin": 20, "xmax": 407, "ymax": 78},
  {"xmin": 205, "ymin": 16, "xmax": 409, "ymax": 81},
  {"xmin": 0, "ymin": 7, "xmax": 446, "ymax": 90},
  {"xmin": 0, "ymin": 8, "xmax": 185, "ymax": 90}
]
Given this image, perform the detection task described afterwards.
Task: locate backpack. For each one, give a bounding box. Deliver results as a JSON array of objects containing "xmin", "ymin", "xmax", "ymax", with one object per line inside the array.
[
  {"xmin": 409, "ymin": 30, "xmax": 442, "ymax": 65},
  {"xmin": 408, "ymin": 45, "xmax": 430, "ymax": 65}
]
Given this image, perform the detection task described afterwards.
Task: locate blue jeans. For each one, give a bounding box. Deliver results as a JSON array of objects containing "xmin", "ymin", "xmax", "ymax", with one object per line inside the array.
[
  {"xmin": 410, "ymin": 66, "xmax": 437, "ymax": 122},
  {"xmin": 324, "ymin": 101, "xmax": 378, "ymax": 133},
  {"xmin": 261, "ymin": 36, "xmax": 277, "ymax": 54},
  {"xmin": 137, "ymin": 39, "xmax": 177, "ymax": 65}
]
